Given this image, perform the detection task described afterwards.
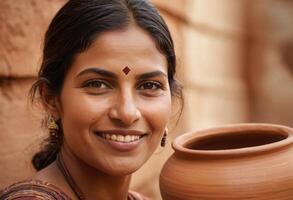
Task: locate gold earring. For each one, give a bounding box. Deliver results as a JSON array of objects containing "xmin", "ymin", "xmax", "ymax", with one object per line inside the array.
[
  {"xmin": 48, "ymin": 115, "xmax": 59, "ymax": 130},
  {"xmin": 161, "ymin": 129, "xmax": 168, "ymax": 147},
  {"xmin": 47, "ymin": 115, "xmax": 59, "ymax": 138}
]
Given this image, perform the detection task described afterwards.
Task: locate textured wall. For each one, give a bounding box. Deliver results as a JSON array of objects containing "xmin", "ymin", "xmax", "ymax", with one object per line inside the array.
[
  {"xmin": 0, "ymin": 0, "xmax": 66, "ymax": 77},
  {"xmin": 247, "ymin": 0, "xmax": 293, "ymax": 127},
  {"xmin": 0, "ymin": 0, "xmax": 66, "ymax": 188},
  {"xmin": 181, "ymin": 0, "xmax": 250, "ymax": 131}
]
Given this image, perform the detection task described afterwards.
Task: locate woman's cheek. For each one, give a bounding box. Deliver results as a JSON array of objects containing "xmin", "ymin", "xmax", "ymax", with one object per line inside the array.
[
  {"xmin": 60, "ymin": 94, "xmax": 103, "ymax": 132},
  {"xmin": 141, "ymin": 96, "xmax": 172, "ymax": 132}
]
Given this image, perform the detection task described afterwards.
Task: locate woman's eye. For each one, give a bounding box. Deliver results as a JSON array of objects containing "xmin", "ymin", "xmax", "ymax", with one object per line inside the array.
[
  {"xmin": 138, "ymin": 81, "xmax": 162, "ymax": 90},
  {"xmin": 83, "ymin": 80, "xmax": 110, "ymax": 89}
]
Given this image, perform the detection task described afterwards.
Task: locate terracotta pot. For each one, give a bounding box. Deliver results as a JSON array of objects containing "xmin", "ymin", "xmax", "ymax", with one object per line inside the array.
[{"xmin": 159, "ymin": 123, "xmax": 293, "ymax": 200}]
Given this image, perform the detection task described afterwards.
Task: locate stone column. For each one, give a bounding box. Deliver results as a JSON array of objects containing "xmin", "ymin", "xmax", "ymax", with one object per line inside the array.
[{"xmin": 181, "ymin": 0, "xmax": 250, "ymax": 131}]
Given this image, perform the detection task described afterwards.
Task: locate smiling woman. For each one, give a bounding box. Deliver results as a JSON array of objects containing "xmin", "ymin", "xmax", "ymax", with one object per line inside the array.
[{"xmin": 0, "ymin": 0, "xmax": 182, "ymax": 200}]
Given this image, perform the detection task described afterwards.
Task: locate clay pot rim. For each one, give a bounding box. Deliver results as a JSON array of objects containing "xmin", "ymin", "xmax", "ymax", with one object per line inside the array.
[{"xmin": 173, "ymin": 123, "xmax": 293, "ymax": 157}]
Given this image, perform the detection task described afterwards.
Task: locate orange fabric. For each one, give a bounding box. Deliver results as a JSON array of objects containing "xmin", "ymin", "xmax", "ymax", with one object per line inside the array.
[
  {"xmin": 1, "ymin": 180, "xmax": 149, "ymax": 200},
  {"xmin": 1, "ymin": 180, "xmax": 70, "ymax": 200}
]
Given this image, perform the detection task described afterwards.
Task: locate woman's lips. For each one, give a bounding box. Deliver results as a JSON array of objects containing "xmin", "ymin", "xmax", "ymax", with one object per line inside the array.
[{"xmin": 94, "ymin": 129, "xmax": 148, "ymax": 151}]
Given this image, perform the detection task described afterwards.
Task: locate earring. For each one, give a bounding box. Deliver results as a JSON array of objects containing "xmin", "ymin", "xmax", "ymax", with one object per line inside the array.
[
  {"xmin": 161, "ymin": 129, "xmax": 168, "ymax": 147},
  {"xmin": 47, "ymin": 115, "xmax": 59, "ymax": 137}
]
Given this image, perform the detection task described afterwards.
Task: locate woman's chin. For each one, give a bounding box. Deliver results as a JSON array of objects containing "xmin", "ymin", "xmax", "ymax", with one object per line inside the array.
[
  {"xmin": 103, "ymin": 164, "xmax": 141, "ymax": 176},
  {"xmin": 90, "ymin": 160, "xmax": 143, "ymax": 177}
]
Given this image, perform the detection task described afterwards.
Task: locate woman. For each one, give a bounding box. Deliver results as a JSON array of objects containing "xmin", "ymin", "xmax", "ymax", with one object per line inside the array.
[{"xmin": 1, "ymin": 0, "xmax": 182, "ymax": 199}]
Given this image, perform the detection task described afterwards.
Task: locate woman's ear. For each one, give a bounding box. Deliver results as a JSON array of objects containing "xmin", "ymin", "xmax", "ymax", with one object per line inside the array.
[{"xmin": 39, "ymin": 83, "xmax": 61, "ymax": 119}]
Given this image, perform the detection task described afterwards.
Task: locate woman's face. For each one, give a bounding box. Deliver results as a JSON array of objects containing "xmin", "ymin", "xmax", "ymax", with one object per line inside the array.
[{"xmin": 55, "ymin": 25, "xmax": 172, "ymax": 175}]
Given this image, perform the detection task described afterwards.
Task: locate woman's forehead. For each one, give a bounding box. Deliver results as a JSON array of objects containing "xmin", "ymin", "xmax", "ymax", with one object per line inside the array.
[
  {"xmin": 68, "ymin": 25, "xmax": 168, "ymax": 77},
  {"xmin": 88, "ymin": 24, "xmax": 163, "ymax": 60}
]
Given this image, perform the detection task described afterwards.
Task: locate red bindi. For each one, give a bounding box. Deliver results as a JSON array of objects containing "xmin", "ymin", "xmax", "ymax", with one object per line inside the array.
[{"xmin": 122, "ymin": 66, "xmax": 131, "ymax": 75}]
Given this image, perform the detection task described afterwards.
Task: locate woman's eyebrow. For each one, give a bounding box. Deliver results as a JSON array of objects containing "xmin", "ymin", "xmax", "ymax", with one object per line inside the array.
[
  {"xmin": 76, "ymin": 67, "xmax": 117, "ymax": 79},
  {"xmin": 76, "ymin": 68, "xmax": 167, "ymax": 80},
  {"xmin": 136, "ymin": 70, "xmax": 167, "ymax": 80}
]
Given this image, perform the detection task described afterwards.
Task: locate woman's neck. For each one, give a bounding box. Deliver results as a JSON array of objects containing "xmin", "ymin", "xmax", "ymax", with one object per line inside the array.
[{"xmin": 59, "ymin": 146, "xmax": 132, "ymax": 200}]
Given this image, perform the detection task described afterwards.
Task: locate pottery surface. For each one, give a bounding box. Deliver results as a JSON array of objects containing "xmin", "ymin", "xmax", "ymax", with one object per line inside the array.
[{"xmin": 159, "ymin": 123, "xmax": 293, "ymax": 200}]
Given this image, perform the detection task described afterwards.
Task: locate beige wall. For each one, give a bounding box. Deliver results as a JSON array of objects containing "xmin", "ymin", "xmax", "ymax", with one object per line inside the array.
[
  {"xmin": 247, "ymin": 0, "xmax": 293, "ymax": 127},
  {"xmin": 181, "ymin": 0, "xmax": 250, "ymax": 131},
  {"xmin": 0, "ymin": 0, "xmax": 65, "ymax": 188},
  {"xmin": 1, "ymin": 0, "xmax": 293, "ymax": 199}
]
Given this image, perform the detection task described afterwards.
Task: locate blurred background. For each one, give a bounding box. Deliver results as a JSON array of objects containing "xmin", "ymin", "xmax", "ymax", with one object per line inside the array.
[{"xmin": 0, "ymin": 0, "xmax": 293, "ymax": 199}]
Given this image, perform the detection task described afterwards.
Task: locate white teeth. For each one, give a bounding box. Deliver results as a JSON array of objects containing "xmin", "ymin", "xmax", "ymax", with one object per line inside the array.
[
  {"xmin": 125, "ymin": 135, "xmax": 131, "ymax": 142},
  {"xmin": 117, "ymin": 135, "xmax": 124, "ymax": 142},
  {"xmin": 101, "ymin": 134, "xmax": 142, "ymax": 143},
  {"xmin": 111, "ymin": 135, "xmax": 117, "ymax": 140}
]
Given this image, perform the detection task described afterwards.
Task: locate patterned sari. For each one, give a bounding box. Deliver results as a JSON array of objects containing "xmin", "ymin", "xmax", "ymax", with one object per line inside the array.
[{"xmin": 0, "ymin": 180, "xmax": 148, "ymax": 200}]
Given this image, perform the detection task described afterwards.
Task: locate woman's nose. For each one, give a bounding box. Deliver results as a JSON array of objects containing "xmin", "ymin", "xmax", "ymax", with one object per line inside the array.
[{"xmin": 108, "ymin": 90, "xmax": 141, "ymax": 126}]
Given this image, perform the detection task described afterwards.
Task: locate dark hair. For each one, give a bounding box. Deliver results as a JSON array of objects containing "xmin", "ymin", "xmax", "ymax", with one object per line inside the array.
[{"xmin": 30, "ymin": 0, "xmax": 183, "ymax": 171}]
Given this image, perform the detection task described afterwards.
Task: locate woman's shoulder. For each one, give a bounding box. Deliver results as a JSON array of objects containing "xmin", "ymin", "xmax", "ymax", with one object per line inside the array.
[{"xmin": 0, "ymin": 179, "xmax": 72, "ymax": 200}]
